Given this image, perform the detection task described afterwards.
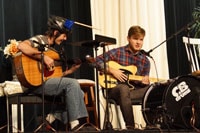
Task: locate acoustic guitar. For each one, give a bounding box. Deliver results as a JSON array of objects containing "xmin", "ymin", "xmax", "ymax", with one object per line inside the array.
[
  {"xmin": 98, "ymin": 61, "xmax": 164, "ymax": 89},
  {"xmin": 13, "ymin": 49, "xmax": 93, "ymax": 88}
]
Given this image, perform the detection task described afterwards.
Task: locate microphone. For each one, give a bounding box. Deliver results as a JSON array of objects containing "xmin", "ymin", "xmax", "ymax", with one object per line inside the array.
[
  {"xmin": 33, "ymin": 40, "xmax": 49, "ymax": 52},
  {"xmin": 140, "ymin": 49, "xmax": 153, "ymax": 58},
  {"xmin": 33, "ymin": 40, "xmax": 49, "ymax": 48}
]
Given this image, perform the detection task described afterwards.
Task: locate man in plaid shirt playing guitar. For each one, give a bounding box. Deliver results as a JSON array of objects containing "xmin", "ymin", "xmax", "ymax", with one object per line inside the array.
[{"xmin": 96, "ymin": 25, "xmax": 151, "ymax": 130}]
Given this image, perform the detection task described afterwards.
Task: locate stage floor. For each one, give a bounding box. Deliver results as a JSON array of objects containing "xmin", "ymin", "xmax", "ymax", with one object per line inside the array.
[
  {"xmin": 77, "ymin": 128, "xmax": 198, "ymax": 133},
  {"xmin": 44, "ymin": 129, "xmax": 198, "ymax": 133},
  {"xmin": 1, "ymin": 126, "xmax": 198, "ymax": 133}
]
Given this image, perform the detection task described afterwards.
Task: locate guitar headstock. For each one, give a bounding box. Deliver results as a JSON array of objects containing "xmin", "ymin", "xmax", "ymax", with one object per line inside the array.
[
  {"xmin": 85, "ymin": 55, "xmax": 95, "ymax": 63},
  {"xmin": 67, "ymin": 55, "xmax": 95, "ymax": 65}
]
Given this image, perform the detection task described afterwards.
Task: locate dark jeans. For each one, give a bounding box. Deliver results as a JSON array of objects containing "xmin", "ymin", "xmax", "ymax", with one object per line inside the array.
[{"xmin": 107, "ymin": 84, "xmax": 149, "ymax": 127}]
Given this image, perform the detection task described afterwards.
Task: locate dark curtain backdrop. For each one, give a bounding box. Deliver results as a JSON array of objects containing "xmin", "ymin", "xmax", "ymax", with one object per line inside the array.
[
  {"xmin": 0, "ymin": 0, "xmax": 94, "ymax": 132},
  {"xmin": 164, "ymin": 0, "xmax": 200, "ymax": 78}
]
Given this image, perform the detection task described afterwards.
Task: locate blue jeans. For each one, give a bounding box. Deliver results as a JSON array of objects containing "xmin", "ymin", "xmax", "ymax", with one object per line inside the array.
[{"xmin": 33, "ymin": 77, "xmax": 88, "ymax": 124}]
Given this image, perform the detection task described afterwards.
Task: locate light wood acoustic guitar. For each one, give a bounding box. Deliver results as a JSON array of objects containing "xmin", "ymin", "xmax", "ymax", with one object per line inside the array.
[
  {"xmin": 98, "ymin": 61, "xmax": 165, "ymax": 89},
  {"xmin": 13, "ymin": 49, "xmax": 94, "ymax": 88}
]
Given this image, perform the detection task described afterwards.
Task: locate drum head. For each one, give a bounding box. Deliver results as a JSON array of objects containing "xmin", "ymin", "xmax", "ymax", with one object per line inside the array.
[
  {"xmin": 164, "ymin": 75, "xmax": 200, "ymax": 129},
  {"xmin": 142, "ymin": 82, "xmax": 169, "ymax": 127}
]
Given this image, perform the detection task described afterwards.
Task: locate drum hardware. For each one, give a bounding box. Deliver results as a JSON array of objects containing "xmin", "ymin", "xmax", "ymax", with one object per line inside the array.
[
  {"xmin": 179, "ymin": 100, "xmax": 200, "ymax": 129},
  {"xmin": 190, "ymin": 102, "xmax": 196, "ymax": 126},
  {"xmin": 179, "ymin": 104, "xmax": 193, "ymax": 128},
  {"xmin": 146, "ymin": 104, "xmax": 174, "ymax": 129},
  {"xmin": 190, "ymin": 102, "xmax": 200, "ymax": 132}
]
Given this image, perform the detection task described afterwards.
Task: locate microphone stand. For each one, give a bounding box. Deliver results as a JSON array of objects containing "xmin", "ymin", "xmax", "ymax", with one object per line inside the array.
[
  {"xmin": 100, "ymin": 42, "xmax": 113, "ymax": 131},
  {"xmin": 33, "ymin": 42, "xmax": 56, "ymax": 132},
  {"xmin": 93, "ymin": 45, "xmax": 101, "ymax": 129}
]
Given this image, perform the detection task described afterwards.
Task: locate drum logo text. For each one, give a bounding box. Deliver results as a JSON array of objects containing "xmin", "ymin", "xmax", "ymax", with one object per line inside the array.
[{"xmin": 172, "ymin": 81, "xmax": 191, "ymax": 101}]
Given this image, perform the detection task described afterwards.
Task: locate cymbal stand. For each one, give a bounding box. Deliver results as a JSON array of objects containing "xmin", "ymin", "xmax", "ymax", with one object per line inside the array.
[{"xmin": 33, "ymin": 42, "xmax": 56, "ymax": 132}]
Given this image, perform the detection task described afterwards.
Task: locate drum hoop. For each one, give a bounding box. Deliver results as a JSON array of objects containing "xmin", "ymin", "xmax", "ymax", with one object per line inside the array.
[
  {"xmin": 142, "ymin": 81, "xmax": 171, "ymax": 126},
  {"xmin": 142, "ymin": 83, "xmax": 157, "ymax": 125}
]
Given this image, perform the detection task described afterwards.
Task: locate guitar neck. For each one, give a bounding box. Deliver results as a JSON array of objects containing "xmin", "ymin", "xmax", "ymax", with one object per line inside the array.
[
  {"xmin": 54, "ymin": 60, "xmax": 62, "ymax": 67},
  {"xmin": 129, "ymin": 75, "xmax": 162, "ymax": 83}
]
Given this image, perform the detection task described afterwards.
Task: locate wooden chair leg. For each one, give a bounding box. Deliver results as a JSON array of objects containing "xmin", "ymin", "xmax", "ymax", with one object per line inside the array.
[
  {"xmin": 79, "ymin": 81, "xmax": 99, "ymax": 128},
  {"xmin": 89, "ymin": 86, "xmax": 98, "ymax": 127}
]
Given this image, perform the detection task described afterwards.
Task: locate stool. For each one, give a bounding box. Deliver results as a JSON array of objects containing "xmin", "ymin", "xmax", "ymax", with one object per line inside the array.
[{"xmin": 77, "ymin": 79, "xmax": 98, "ymax": 128}]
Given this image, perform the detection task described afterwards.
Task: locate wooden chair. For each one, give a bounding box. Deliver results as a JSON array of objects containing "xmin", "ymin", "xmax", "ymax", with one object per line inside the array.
[{"xmin": 182, "ymin": 36, "xmax": 200, "ymax": 73}]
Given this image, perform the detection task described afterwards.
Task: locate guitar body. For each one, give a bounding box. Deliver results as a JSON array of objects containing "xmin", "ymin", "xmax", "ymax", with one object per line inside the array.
[
  {"xmin": 98, "ymin": 61, "xmax": 137, "ymax": 89},
  {"xmin": 99, "ymin": 61, "xmax": 162, "ymax": 89},
  {"xmin": 14, "ymin": 50, "xmax": 63, "ymax": 88}
]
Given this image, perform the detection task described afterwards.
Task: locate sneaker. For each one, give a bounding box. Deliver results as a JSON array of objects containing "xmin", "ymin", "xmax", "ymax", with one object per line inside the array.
[
  {"xmin": 71, "ymin": 123, "xmax": 100, "ymax": 132},
  {"xmin": 46, "ymin": 113, "xmax": 56, "ymax": 124},
  {"xmin": 71, "ymin": 124, "xmax": 84, "ymax": 132},
  {"xmin": 126, "ymin": 125, "xmax": 135, "ymax": 130}
]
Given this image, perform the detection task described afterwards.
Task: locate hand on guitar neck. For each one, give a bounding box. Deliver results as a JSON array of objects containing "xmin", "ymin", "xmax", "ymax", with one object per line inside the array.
[{"xmin": 45, "ymin": 54, "xmax": 95, "ymax": 75}]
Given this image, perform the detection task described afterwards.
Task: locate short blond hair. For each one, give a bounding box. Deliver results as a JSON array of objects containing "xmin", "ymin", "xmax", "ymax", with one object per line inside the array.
[{"xmin": 128, "ymin": 26, "xmax": 145, "ymax": 38}]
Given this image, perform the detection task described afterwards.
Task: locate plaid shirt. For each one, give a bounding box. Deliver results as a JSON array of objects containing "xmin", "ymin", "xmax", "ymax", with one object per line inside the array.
[{"xmin": 96, "ymin": 44, "xmax": 150, "ymax": 76}]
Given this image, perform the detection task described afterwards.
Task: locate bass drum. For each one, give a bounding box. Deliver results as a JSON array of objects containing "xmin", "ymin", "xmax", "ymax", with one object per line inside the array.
[{"xmin": 142, "ymin": 75, "xmax": 200, "ymax": 129}]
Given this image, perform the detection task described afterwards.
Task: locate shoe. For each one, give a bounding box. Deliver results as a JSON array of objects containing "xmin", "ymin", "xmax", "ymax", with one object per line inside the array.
[
  {"xmin": 126, "ymin": 126, "xmax": 142, "ymax": 132},
  {"xmin": 126, "ymin": 125, "xmax": 135, "ymax": 130},
  {"xmin": 46, "ymin": 113, "xmax": 56, "ymax": 124},
  {"xmin": 71, "ymin": 124, "xmax": 85, "ymax": 132},
  {"xmin": 71, "ymin": 123, "xmax": 99, "ymax": 132}
]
